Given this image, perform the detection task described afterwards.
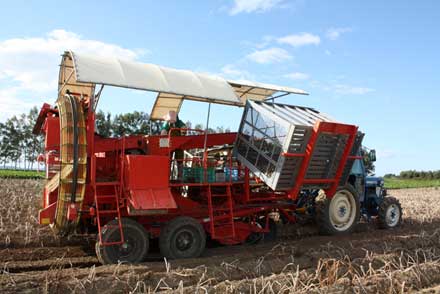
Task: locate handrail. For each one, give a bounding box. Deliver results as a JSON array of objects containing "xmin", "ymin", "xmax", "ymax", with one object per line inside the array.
[
  {"xmin": 119, "ymin": 136, "xmax": 126, "ymax": 195},
  {"xmin": 169, "ymin": 154, "xmax": 244, "ymax": 185}
]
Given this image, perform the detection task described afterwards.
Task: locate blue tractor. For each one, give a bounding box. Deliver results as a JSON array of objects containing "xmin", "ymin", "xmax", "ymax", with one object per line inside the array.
[
  {"xmin": 293, "ymin": 147, "xmax": 403, "ymax": 235},
  {"xmin": 347, "ymin": 148, "xmax": 402, "ymax": 229}
]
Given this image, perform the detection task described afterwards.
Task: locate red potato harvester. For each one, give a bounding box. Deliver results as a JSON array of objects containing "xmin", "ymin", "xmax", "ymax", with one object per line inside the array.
[{"xmin": 33, "ymin": 51, "xmax": 385, "ymax": 264}]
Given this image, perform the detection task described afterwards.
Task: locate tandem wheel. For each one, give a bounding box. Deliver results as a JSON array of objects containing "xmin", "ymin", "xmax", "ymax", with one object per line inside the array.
[
  {"xmin": 96, "ymin": 218, "xmax": 149, "ymax": 265},
  {"xmin": 159, "ymin": 216, "xmax": 206, "ymax": 259}
]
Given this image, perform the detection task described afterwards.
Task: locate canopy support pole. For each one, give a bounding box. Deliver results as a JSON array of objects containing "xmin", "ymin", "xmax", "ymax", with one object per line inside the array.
[
  {"xmin": 266, "ymin": 92, "xmax": 290, "ymax": 102},
  {"xmin": 203, "ymin": 102, "xmax": 212, "ymax": 170},
  {"xmin": 93, "ymin": 85, "xmax": 105, "ymax": 112}
]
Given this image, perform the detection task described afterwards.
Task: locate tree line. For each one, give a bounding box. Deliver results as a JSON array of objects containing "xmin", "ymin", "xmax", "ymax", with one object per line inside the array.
[
  {"xmin": 95, "ymin": 110, "xmax": 230, "ymax": 137},
  {"xmin": 384, "ymin": 170, "xmax": 440, "ymax": 180},
  {"xmin": 0, "ymin": 107, "xmax": 43, "ymax": 169},
  {"xmin": 0, "ymin": 107, "xmax": 377, "ymax": 174},
  {"xmin": 0, "ymin": 109, "xmax": 230, "ymax": 169}
]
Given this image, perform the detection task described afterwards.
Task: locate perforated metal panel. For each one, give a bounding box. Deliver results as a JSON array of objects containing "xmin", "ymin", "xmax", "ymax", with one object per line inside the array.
[{"xmin": 235, "ymin": 101, "xmax": 362, "ymax": 191}]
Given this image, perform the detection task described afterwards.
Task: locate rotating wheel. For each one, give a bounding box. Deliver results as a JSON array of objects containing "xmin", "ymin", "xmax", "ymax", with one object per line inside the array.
[
  {"xmin": 96, "ymin": 218, "xmax": 149, "ymax": 265},
  {"xmin": 378, "ymin": 196, "xmax": 402, "ymax": 229},
  {"xmin": 316, "ymin": 185, "xmax": 360, "ymax": 235},
  {"xmin": 246, "ymin": 218, "xmax": 277, "ymax": 244},
  {"xmin": 159, "ymin": 216, "xmax": 206, "ymax": 259}
]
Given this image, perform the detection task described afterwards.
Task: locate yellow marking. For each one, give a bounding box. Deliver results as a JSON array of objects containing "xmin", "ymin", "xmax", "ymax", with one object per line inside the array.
[{"xmin": 41, "ymin": 218, "xmax": 51, "ymax": 225}]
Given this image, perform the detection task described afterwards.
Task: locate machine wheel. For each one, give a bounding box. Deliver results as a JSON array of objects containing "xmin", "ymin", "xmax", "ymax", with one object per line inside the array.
[
  {"xmin": 316, "ymin": 185, "xmax": 360, "ymax": 235},
  {"xmin": 96, "ymin": 218, "xmax": 149, "ymax": 265},
  {"xmin": 159, "ymin": 216, "xmax": 206, "ymax": 259},
  {"xmin": 378, "ymin": 197, "xmax": 402, "ymax": 229},
  {"xmin": 246, "ymin": 218, "xmax": 277, "ymax": 244}
]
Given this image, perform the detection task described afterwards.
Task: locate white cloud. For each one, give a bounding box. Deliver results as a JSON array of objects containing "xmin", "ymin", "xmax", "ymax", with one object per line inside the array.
[
  {"xmin": 333, "ymin": 84, "xmax": 375, "ymax": 95},
  {"xmin": 255, "ymin": 35, "xmax": 276, "ymax": 49},
  {"xmin": 310, "ymin": 79, "xmax": 375, "ymax": 95},
  {"xmin": 284, "ymin": 72, "xmax": 309, "ymax": 80},
  {"xmin": 221, "ymin": 64, "xmax": 253, "ymax": 80},
  {"xmin": 326, "ymin": 27, "xmax": 353, "ymax": 40},
  {"xmin": 0, "ymin": 29, "xmax": 146, "ymax": 121},
  {"xmin": 0, "ymin": 87, "xmax": 34, "ymax": 121},
  {"xmin": 229, "ymin": 0, "xmax": 285, "ymax": 15},
  {"xmin": 0, "ymin": 29, "xmax": 145, "ymax": 93},
  {"xmin": 246, "ymin": 47, "xmax": 292, "ymax": 64},
  {"xmin": 221, "ymin": 64, "xmax": 244, "ymax": 77},
  {"xmin": 277, "ymin": 33, "xmax": 320, "ymax": 47}
]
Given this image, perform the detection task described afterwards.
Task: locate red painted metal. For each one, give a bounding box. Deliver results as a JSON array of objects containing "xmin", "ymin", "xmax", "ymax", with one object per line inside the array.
[
  {"xmin": 282, "ymin": 152, "xmax": 306, "ymax": 158},
  {"xmin": 67, "ymin": 203, "xmax": 78, "ymax": 221},
  {"xmin": 287, "ymin": 121, "xmax": 358, "ymax": 199},
  {"xmin": 324, "ymin": 127, "xmax": 358, "ymax": 197},
  {"xmin": 34, "ymin": 98, "xmax": 361, "ymax": 252},
  {"xmin": 206, "ymin": 184, "xmax": 236, "ymax": 241},
  {"xmin": 43, "ymin": 117, "xmax": 60, "ymax": 151},
  {"xmin": 348, "ymin": 155, "xmax": 363, "ymax": 160},
  {"xmin": 38, "ymin": 202, "xmax": 56, "ymax": 225},
  {"xmin": 125, "ymin": 155, "xmax": 170, "ymax": 189},
  {"xmin": 287, "ymin": 121, "xmax": 321, "ymax": 199}
]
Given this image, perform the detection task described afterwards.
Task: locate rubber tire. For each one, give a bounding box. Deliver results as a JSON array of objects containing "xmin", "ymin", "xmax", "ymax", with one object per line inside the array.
[
  {"xmin": 378, "ymin": 196, "xmax": 402, "ymax": 229},
  {"xmin": 96, "ymin": 218, "xmax": 149, "ymax": 265},
  {"xmin": 159, "ymin": 216, "xmax": 206, "ymax": 259},
  {"xmin": 246, "ymin": 218, "xmax": 277, "ymax": 244},
  {"xmin": 315, "ymin": 185, "xmax": 360, "ymax": 235}
]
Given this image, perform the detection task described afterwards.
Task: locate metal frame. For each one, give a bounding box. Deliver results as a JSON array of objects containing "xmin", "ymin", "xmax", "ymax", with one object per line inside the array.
[
  {"xmin": 34, "ymin": 52, "xmax": 366, "ymax": 260},
  {"xmin": 235, "ymin": 101, "xmax": 359, "ymax": 194}
]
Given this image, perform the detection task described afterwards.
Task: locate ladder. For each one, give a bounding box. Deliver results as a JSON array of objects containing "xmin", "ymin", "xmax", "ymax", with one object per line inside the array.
[
  {"xmin": 207, "ymin": 184, "xmax": 236, "ymax": 240},
  {"xmin": 94, "ymin": 181, "xmax": 124, "ymax": 246},
  {"xmin": 93, "ymin": 137, "xmax": 126, "ymax": 246}
]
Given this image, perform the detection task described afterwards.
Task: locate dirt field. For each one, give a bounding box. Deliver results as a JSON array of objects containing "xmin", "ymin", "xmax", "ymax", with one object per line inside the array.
[{"xmin": 1, "ymin": 179, "xmax": 440, "ymax": 293}]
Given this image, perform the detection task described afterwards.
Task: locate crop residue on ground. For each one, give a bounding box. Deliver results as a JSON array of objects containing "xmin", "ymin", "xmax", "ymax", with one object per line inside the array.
[{"xmin": 0, "ymin": 179, "xmax": 440, "ymax": 293}]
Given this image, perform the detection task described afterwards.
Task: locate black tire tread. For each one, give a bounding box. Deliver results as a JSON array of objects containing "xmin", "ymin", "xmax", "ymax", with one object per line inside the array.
[
  {"xmin": 96, "ymin": 218, "xmax": 149, "ymax": 265},
  {"xmin": 159, "ymin": 216, "xmax": 206, "ymax": 259},
  {"xmin": 377, "ymin": 196, "xmax": 402, "ymax": 229}
]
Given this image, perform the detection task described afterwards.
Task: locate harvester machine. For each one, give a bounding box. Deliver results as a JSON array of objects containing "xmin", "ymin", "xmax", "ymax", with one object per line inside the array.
[{"xmin": 34, "ymin": 51, "xmax": 402, "ymax": 264}]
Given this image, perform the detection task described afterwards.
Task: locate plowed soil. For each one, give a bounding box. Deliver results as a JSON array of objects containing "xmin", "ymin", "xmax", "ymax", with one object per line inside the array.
[{"xmin": 1, "ymin": 178, "xmax": 439, "ymax": 293}]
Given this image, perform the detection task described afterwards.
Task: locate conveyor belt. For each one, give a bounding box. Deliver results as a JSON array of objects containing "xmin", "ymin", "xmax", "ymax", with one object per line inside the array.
[{"xmin": 54, "ymin": 94, "xmax": 87, "ymax": 233}]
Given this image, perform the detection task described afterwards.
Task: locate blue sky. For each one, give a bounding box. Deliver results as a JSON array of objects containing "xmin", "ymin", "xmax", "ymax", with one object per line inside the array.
[{"xmin": 0, "ymin": 0, "xmax": 439, "ymax": 175}]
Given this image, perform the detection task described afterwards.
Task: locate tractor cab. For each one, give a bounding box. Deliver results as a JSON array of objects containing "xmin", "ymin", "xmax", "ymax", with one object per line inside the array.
[{"xmin": 348, "ymin": 148, "xmax": 401, "ymax": 227}]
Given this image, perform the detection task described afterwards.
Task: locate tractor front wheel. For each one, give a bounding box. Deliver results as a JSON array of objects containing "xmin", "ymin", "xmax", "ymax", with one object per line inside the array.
[
  {"xmin": 159, "ymin": 216, "xmax": 206, "ymax": 259},
  {"xmin": 316, "ymin": 185, "xmax": 360, "ymax": 235},
  {"xmin": 96, "ymin": 218, "xmax": 149, "ymax": 265},
  {"xmin": 378, "ymin": 196, "xmax": 402, "ymax": 229}
]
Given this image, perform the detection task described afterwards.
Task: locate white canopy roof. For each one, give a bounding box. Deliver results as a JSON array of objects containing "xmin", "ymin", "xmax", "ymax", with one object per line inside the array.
[{"xmin": 60, "ymin": 51, "xmax": 308, "ymax": 119}]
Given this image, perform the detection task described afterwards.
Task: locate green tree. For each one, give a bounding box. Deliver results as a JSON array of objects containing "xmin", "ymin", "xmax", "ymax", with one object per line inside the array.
[
  {"xmin": 26, "ymin": 107, "xmax": 43, "ymax": 169},
  {"xmin": 0, "ymin": 121, "xmax": 7, "ymax": 167},
  {"xmin": 1, "ymin": 116, "xmax": 22, "ymax": 168},
  {"xmin": 112, "ymin": 111, "xmax": 150, "ymax": 136},
  {"xmin": 95, "ymin": 110, "xmax": 113, "ymax": 137}
]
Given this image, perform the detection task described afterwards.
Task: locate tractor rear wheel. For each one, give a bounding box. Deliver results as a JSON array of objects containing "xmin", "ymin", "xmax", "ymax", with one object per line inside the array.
[
  {"xmin": 96, "ymin": 218, "xmax": 149, "ymax": 265},
  {"xmin": 316, "ymin": 185, "xmax": 360, "ymax": 235},
  {"xmin": 159, "ymin": 216, "xmax": 206, "ymax": 259},
  {"xmin": 378, "ymin": 196, "xmax": 402, "ymax": 229}
]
